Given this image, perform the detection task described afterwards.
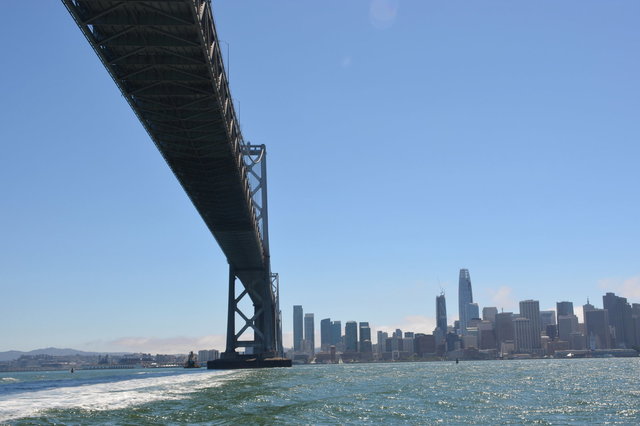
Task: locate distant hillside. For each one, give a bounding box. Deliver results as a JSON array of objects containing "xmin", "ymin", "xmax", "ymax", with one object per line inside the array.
[{"xmin": 0, "ymin": 347, "xmax": 125, "ymax": 362}]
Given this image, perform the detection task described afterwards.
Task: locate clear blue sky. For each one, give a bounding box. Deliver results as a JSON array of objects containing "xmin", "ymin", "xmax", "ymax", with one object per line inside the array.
[{"xmin": 1, "ymin": 1, "xmax": 639, "ymax": 353}]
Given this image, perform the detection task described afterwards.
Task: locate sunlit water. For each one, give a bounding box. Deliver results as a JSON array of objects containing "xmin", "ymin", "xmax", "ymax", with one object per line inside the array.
[{"xmin": 1, "ymin": 358, "xmax": 638, "ymax": 424}]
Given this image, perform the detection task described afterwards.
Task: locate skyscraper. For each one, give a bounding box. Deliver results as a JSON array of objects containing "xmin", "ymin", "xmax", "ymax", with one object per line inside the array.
[
  {"xmin": 293, "ymin": 305, "xmax": 303, "ymax": 352},
  {"xmin": 345, "ymin": 321, "xmax": 358, "ymax": 352},
  {"xmin": 513, "ymin": 317, "xmax": 534, "ymax": 353},
  {"xmin": 557, "ymin": 315, "xmax": 579, "ymax": 343},
  {"xmin": 483, "ymin": 307, "xmax": 498, "ymax": 324},
  {"xmin": 495, "ymin": 312, "xmax": 515, "ymax": 350},
  {"xmin": 304, "ymin": 313, "xmax": 315, "ymax": 354},
  {"xmin": 556, "ymin": 301, "xmax": 574, "ymax": 317},
  {"xmin": 467, "ymin": 302, "xmax": 480, "ymax": 322},
  {"xmin": 330, "ymin": 320, "xmax": 342, "ymax": 346},
  {"xmin": 359, "ymin": 322, "xmax": 372, "ymax": 354},
  {"xmin": 458, "ymin": 269, "xmax": 473, "ymax": 335},
  {"xmin": 320, "ymin": 318, "xmax": 331, "ymax": 352},
  {"xmin": 603, "ymin": 292, "xmax": 632, "ymax": 348},
  {"xmin": 585, "ymin": 308, "xmax": 611, "ymax": 349},
  {"xmin": 436, "ymin": 292, "xmax": 447, "ymax": 331},
  {"xmin": 540, "ymin": 310, "xmax": 556, "ymax": 329},
  {"xmin": 519, "ymin": 300, "xmax": 542, "ymax": 348}
]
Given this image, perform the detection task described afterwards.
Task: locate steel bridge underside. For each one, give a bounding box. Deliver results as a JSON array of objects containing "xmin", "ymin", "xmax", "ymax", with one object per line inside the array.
[{"xmin": 63, "ymin": 0, "xmax": 278, "ymax": 356}]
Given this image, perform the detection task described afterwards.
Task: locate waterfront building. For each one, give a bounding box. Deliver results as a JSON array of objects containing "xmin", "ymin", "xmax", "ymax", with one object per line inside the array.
[
  {"xmin": 519, "ymin": 300, "xmax": 542, "ymax": 348},
  {"xmin": 458, "ymin": 269, "xmax": 474, "ymax": 335},
  {"xmin": 462, "ymin": 332, "xmax": 478, "ymax": 349},
  {"xmin": 345, "ymin": 321, "xmax": 358, "ymax": 352},
  {"xmin": 556, "ymin": 301, "xmax": 574, "ymax": 317},
  {"xmin": 569, "ymin": 332, "xmax": 586, "ymax": 350},
  {"xmin": 633, "ymin": 304, "xmax": 640, "ymax": 348},
  {"xmin": 602, "ymin": 292, "xmax": 633, "ymax": 348},
  {"xmin": 359, "ymin": 322, "xmax": 372, "ymax": 354},
  {"xmin": 198, "ymin": 349, "xmax": 219, "ymax": 363},
  {"xmin": 483, "ymin": 307, "xmax": 498, "ymax": 324},
  {"xmin": 495, "ymin": 312, "xmax": 515, "ymax": 350},
  {"xmin": 436, "ymin": 292, "xmax": 447, "ymax": 331},
  {"xmin": 478, "ymin": 320, "xmax": 496, "ymax": 350},
  {"xmin": 414, "ymin": 333, "xmax": 436, "ymax": 356},
  {"xmin": 558, "ymin": 315, "xmax": 579, "ymax": 344},
  {"xmin": 331, "ymin": 321, "xmax": 342, "ymax": 346},
  {"xmin": 446, "ymin": 332, "xmax": 461, "ymax": 352},
  {"xmin": 304, "ymin": 313, "xmax": 315, "ymax": 354},
  {"xmin": 293, "ymin": 305, "xmax": 303, "ymax": 352},
  {"xmin": 584, "ymin": 308, "xmax": 611, "ymax": 349},
  {"xmin": 377, "ymin": 331, "xmax": 388, "ymax": 355},
  {"xmin": 320, "ymin": 318, "xmax": 331, "ymax": 352},
  {"xmin": 402, "ymin": 337, "xmax": 415, "ymax": 355},
  {"xmin": 513, "ymin": 317, "xmax": 534, "ymax": 353}
]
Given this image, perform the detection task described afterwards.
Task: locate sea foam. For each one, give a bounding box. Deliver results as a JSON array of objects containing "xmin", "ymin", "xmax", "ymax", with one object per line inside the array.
[{"xmin": 0, "ymin": 370, "xmax": 235, "ymax": 423}]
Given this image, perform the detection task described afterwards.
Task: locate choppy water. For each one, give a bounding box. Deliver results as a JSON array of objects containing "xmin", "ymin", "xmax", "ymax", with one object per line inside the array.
[{"xmin": 1, "ymin": 358, "xmax": 639, "ymax": 424}]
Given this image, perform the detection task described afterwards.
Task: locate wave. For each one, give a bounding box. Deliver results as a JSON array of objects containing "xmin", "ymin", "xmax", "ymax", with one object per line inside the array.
[{"xmin": 0, "ymin": 370, "xmax": 236, "ymax": 423}]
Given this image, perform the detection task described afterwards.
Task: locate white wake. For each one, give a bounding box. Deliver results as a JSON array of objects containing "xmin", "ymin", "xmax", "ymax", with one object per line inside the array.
[{"xmin": 0, "ymin": 370, "xmax": 236, "ymax": 423}]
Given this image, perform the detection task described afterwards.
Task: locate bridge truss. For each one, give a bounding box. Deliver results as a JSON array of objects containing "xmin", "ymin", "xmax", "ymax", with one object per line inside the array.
[{"xmin": 62, "ymin": 0, "xmax": 285, "ymax": 363}]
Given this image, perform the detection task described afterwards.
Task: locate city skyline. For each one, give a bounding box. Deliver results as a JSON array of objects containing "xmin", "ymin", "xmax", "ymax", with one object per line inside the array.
[
  {"xmin": 288, "ymin": 282, "xmax": 639, "ymax": 360},
  {"xmin": 2, "ymin": 2, "xmax": 639, "ymax": 353}
]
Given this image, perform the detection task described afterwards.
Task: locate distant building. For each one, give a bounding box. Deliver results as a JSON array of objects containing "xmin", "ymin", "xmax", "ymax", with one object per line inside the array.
[
  {"xmin": 345, "ymin": 321, "xmax": 358, "ymax": 352},
  {"xmin": 198, "ymin": 349, "xmax": 219, "ymax": 363},
  {"xmin": 495, "ymin": 312, "xmax": 515, "ymax": 350},
  {"xmin": 402, "ymin": 337, "xmax": 415, "ymax": 355},
  {"xmin": 458, "ymin": 269, "xmax": 473, "ymax": 335},
  {"xmin": 603, "ymin": 292, "xmax": 633, "ymax": 348},
  {"xmin": 478, "ymin": 320, "xmax": 496, "ymax": 350},
  {"xmin": 483, "ymin": 307, "xmax": 498, "ymax": 324},
  {"xmin": 415, "ymin": 333, "xmax": 436, "ymax": 356},
  {"xmin": 583, "ymin": 299, "xmax": 595, "ymax": 313},
  {"xmin": 331, "ymin": 321, "xmax": 342, "ymax": 346},
  {"xmin": 519, "ymin": 300, "xmax": 542, "ymax": 348},
  {"xmin": 556, "ymin": 301, "xmax": 574, "ymax": 317},
  {"xmin": 513, "ymin": 317, "xmax": 534, "ymax": 353},
  {"xmin": 359, "ymin": 322, "xmax": 372, "ymax": 354},
  {"xmin": 320, "ymin": 318, "xmax": 332, "ymax": 352},
  {"xmin": 293, "ymin": 305, "xmax": 303, "ymax": 352},
  {"xmin": 467, "ymin": 303, "xmax": 480, "ymax": 322},
  {"xmin": 545, "ymin": 324, "xmax": 557, "ymax": 340},
  {"xmin": 585, "ymin": 308, "xmax": 611, "ymax": 349},
  {"xmin": 558, "ymin": 315, "xmax": 579, "ymax": 344},
  {"xmin": 377, "ymin": 331, "xmax": 388, "ymax": 355},
  {"xmin": 540, "ymin": 310, "xmax": 556, "ymax": 330},
  {"xmin": 304, "ymin": 313, "xmax": 315, "ymax": 354},
  {"xmin": 436, "ymin": 292, "xmax": 448, "ymax": 332}
]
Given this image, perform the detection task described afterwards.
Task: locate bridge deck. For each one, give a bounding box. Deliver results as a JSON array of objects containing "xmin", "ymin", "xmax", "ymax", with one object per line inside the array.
[{"xmin": 63, "ymin": 0, "xmax": 266, "ymax": 286}]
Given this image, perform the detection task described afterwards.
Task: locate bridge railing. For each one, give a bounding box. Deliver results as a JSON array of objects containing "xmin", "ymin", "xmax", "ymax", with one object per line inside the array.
[{"xmin": 194, "ymin": 0, "xmax": 267, "ymax": 264}]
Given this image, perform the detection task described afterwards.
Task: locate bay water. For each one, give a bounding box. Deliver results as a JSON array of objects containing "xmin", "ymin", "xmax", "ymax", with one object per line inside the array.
[{"xmin": 1, "ymin": 358, "xmax": 638, "ymax": 424}]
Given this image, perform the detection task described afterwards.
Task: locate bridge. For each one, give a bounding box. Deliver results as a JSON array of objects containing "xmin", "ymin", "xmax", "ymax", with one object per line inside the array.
[{"xmin": 62, "ymin": 0, "xmax": 288, "ymax": 368}]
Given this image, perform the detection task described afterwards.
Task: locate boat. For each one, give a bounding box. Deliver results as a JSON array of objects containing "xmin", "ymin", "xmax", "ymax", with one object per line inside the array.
[{"xmin": 184, "ymin": 351, "xmax": 200, "ymax": 368}]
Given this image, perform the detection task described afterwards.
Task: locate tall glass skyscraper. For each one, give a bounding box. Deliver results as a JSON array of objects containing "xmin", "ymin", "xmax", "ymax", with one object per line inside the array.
[
  {"xmin": 330, "ymin": 320, "xmax": 342, "ymax": 346},
  {"xmin": 519, "ymin": 299, "xmax": 542, "ymax": 349},
  {"xmin": 556, "ymin": 301, "xmax": 574, "ymax": 317},
  {"xmin": 458, "ymin": 269, "xmax": 473, "ymax": 335},
  {"xmin": 293, "ymin": 305, "xmax": 303, "ymax": 352},
  {"xmin": 304, "ymin": 313, "xmax": 315, "ymax": 354},
  {"xmin": 345, "ymin": 321, "xmax": 358, "ymax": 352},
  {"xmin": 436, "ymin": 292, "xmax": 447, "ymax": 331},
  {"xmin": 320, "ymin": 318, "xmax": 331, "ymax": 352}
]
